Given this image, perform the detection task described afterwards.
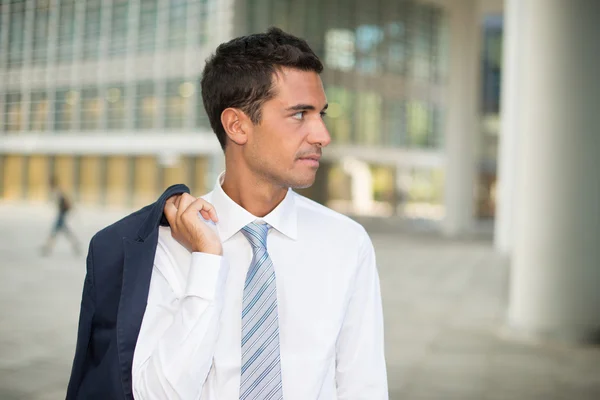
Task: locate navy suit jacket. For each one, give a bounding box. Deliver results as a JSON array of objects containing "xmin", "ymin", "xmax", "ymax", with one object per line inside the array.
[{"xmin": 66, "ymin": 184, "xmax": 190, "ymax": 400}]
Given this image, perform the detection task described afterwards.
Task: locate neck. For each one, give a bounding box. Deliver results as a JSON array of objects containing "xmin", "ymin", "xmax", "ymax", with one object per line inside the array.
[{"xmin": 221, "ymin": 156, "xmax": 288, "ymax": 218}]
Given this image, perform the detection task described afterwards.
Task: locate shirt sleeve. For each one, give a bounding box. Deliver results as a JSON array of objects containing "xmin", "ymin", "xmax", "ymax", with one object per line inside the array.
[
  {"xmin": 335, "ymin": 229, "xmax": 389, "ymax": 399},
  {"xmin": 132, "ymin": 251, "xmax": 229, "ymax": 400}
]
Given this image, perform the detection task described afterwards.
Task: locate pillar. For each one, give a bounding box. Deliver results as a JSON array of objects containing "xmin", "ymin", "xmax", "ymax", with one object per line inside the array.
[
  {"xmin": 494, "ymin": 0, "xmax": 523, "ymax": 254},
  {"xmin": 508, "ymin": 0, "xmax": 600, "ymax": 342},
  {"xmin": 443, "ymin": 0, "xmax": 480, "ymax": 236}
]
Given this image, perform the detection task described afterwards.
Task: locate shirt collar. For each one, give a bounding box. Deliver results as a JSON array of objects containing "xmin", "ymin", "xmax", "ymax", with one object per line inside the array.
[{"xmin": 210, "ymin": 172, "xmax": 298, "ymax": 242}]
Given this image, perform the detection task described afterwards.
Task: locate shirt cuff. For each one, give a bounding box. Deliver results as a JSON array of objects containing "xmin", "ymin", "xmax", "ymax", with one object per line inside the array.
[{"xmin": 185, "ymin": 252, "xmax": 228, "ymax": 300}]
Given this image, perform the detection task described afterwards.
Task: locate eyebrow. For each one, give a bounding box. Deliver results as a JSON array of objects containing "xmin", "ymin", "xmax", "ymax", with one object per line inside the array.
[{"xmin": 285, "ymin": 103, "xmax": 329, "ymax": 112}]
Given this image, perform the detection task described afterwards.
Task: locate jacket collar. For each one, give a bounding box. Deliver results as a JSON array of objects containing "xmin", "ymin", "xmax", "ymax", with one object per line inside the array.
[{"xmin": 136, "ymin": 183, "xmax": 190, "ymax": 241}]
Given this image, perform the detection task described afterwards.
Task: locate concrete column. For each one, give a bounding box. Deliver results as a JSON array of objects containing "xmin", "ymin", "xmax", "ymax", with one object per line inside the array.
[
  {"xmin": 442, "ymin": 0, "xmax": 480, "ymax": 236},
  {"xmin": 507, "ymin": 0, "xmax": 600, "ymax": 342},
  {"xmin": 494, "ymin": 0, "xmax": 523, "ymax": 255}
]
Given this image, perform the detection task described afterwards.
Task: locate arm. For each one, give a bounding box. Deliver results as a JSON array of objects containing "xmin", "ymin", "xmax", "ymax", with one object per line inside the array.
[
  {"xmin": 335, "ymin": 230, "xmax": 388, "ymax": 399},
  {"xmin": 132, "ymin": 251, "xmax": 229, "ymax": 400},
  {"xmin": 66, "ymin": 240, "xmax": 96, "ymax": 400}
]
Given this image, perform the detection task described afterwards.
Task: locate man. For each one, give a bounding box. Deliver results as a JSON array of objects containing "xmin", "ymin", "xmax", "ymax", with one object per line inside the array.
[
  {"xmin": 41, "ymin": 176, "xmax": 80, "ymax": 256},
  {"xmin": 67, "ymin": 28, "xmax": 387, "ymax": 399}
]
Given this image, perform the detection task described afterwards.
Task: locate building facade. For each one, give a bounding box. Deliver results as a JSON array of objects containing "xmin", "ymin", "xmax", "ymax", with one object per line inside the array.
[{"xmin": 0, "ymin": 0, "xmax": 495, "ymax": 227}]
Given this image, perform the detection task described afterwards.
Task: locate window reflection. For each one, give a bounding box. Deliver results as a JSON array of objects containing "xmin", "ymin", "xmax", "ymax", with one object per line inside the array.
[
  {"xmin": 57, "ymin": 0, "xmax": 76, "ymax": 63},
  {"xmin": 355, "ymin": 24, "xmax": 383, "ymax": 74},
  {"xmin": 8, "ymin": 0, "xmax": 25, "ymax": 68},
  {"xmin": 136, "ymin": 81, "xmax": 157, "ymax": 129},
  {"xmin": 356, "ymin": 91, "xmax": 382, "ymax": 145},
  {"xmin": 4, "ymin": 93, "xmax": 23, "ymax": 132},
  {"xmin": 325, "ymin": 29, "xmax": 355, "ymax": 72},
  {"xmin": 30, "ymin": 92, "xmax": 49, "ymax": 131},
  {"xmin": 138, "ymin": 0, "xmax": 158, "ymax": 54},
  {"xmin": 106, "ymin": 86, "xmax": 126, "ymax": 130},
  {"xmin": 325, "ymin": 86, "xmax": 355, "ymax": 145},
  {"xmin": 32, "ymin": 0, "xmax": 50, "ymax": 65},
  {"xmin": 81, "ymin": 88, "xmax": 102, "ymax": 130},
  {"xmin": 383, "ymin": 98, "xmax": 406, "ymax": 147},
  {"xmin": 83, "ymin": 0, "xmax": 102, "ymax": 60},
  {"xmin": 168, "ymin": 0, "xmax": 187, "ymax": 49},
  {"xmin": 55, "ymin": 90, "xmax": 78, "ymax": 131},
  {"xmin": 166, "ymin": 80, "xmax": 193, "ymax": 129},
  {"xmin": 110, "ymin": 0, "xmax": 129, "ymax": 58}
]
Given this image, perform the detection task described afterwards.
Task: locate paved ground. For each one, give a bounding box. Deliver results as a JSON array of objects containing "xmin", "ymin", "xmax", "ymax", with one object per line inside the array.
[{"xmin": 0, "ymin": 202, "xmax": 599, "ymax": 400}]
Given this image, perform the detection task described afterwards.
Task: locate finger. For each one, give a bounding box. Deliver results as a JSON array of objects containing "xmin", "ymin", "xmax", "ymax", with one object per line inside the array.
[
  {"xmin": 199, "ymin": 209, "xmax": 211, "ymax": 221},
  {"xmin": 164, "ymin": 202, "xmax": 178, "ymax": 228},
  {"xmin": 183, "ymin": 198, "xmax": 218, "ymax": 224},
  {"xmin": 166, "ymin": 194, "xmax": 181, "ymax": 209},
  {"xmin": 177, "ymin": 193, "xmax": 195, "ymax": 222},
  {"xmin": 196, "ymin": 198, "xmax": 219, "ymax": 222}
]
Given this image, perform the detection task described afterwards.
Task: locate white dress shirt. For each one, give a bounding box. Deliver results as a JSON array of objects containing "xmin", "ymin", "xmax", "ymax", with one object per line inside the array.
[{"xmin": 132, "ymin": 173, "xmax": 388, "ymax": 399}]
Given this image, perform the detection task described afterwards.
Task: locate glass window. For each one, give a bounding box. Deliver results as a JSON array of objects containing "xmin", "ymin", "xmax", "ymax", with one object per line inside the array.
[
  {"xmin": 80, "ymin": 88, "xmax": 102, "ymax": 130},
  {"xmin": 105, "ymin": 86, "xmax": 126, "ymax": 130},
  {"xmin": 384, "ymin": 22, "xmax": 408, "ymax": 75},
  {"xmin": 325, "ymin": 29, "xmax": 355, "ymax": 72},
  {"xmin": 138, "ymin": 0, "xmax": 158, "ymax": 54},
  {"xmin": 136, "ymin": 81, "xmax": 157, "ymax": 129},
  {"xmin": 355, "ymin": 91, "xmax": 382, "ymax": 145},
  {"xmin": 32, "ymin": 0, "xmax": 50, "ymax": 65},
  {"xmin": 198, "ymin": 0, "xmax": 210, "ymax": 45},
  {"xmin": 4, "ymin": 93, "xmax": 23, "ymax": 132},
  {"xmin": 324, "ymin": 86, "xmax": 355, "ymax": 145},
  {"xmin": 406, "ymin": 100, "xmax": 435, "ymax": 148},
  {"xmin": 166, "ymin": 80, "xmax": 194, "ymax": 129},
  {"xmin": 411, "ymin": 4, "xmax": 440, "ymax": 83},
  {"xmin": 168, "ymin": 0, "xmax": 187, "ymax": 49},
  {"xmin": 29, "ymin": 92, "xmax": 49, "ymax": 131},
  {"xmin": 54, "ymin": 89, "xmax": 78, "ymax": 131},
  {"xmin": 196, "ymin": 85, "xmax": 211, "ymax": 130},
  {"xmin": 400, "ymin": 167, "xmax": 445, "ymax": 220},
  {"xmin": 382, "ymin": 98, "xmax": 406, "ymax": 147},
  {"xmin": 8, "ymin": 0, "xmax": 26, "ymax": 68},
  {"xmin": 109, "ymin": 0, "xmax": 129, "ymax": 58},
  {"xmin": 355, "ymin": 24, "xmax": 384, "ymax": 75},
  {"xmin": 57, "ymin": 0, "xmax": 76, "ymax": 63},
  {"xmin": 196, "ymin": 100, "xmax": 211, "ymax": 130},
  {"xmin": 83, "ymin": 0, "xmax": 102, "ymax": 60}
]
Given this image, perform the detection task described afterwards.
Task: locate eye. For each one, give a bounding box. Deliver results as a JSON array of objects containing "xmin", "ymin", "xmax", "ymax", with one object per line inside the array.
[
  {"xmin": 320, "ymin": 111, "xmax": 327, "ymax": 119},
  {"xmin": 292, "ymin": 111, "xmax": 305, "ymax": 120}
]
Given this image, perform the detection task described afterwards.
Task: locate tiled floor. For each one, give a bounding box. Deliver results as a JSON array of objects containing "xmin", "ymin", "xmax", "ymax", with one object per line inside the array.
[{"xmin": 0, "ymin": 203, "xmax": 598, "ymax": 400}]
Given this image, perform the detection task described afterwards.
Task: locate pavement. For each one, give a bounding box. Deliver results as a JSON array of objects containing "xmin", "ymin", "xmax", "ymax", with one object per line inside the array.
[{"xmin": 0, "ymin": 202, "xmax": 599, "ymax": 400}]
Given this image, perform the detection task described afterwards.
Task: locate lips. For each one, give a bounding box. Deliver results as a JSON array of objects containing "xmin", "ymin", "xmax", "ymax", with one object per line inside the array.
[{"xmin": 297, "ymin": 154, "xmax": 321, "ymax": 162}]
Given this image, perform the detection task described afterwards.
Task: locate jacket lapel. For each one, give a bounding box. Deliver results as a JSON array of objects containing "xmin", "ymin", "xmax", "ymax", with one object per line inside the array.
[{"xmin": 116, "ymin": 184, "xmax": 190, "ymax": 399}]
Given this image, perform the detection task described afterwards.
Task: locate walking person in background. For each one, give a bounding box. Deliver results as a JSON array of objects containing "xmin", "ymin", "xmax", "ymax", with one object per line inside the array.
[{"xmin": 41, "ymin": 176, "xmax": 80, "ymax": 256}]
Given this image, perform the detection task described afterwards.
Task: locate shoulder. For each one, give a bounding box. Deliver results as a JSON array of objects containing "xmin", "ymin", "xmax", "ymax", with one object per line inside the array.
[
  {"xmin": 90, "ymin": 203, "xmax": 154, "ymax": 253},
  {"xmin": 292, "ymin": 192, "xmax": 371, "ymax": 247}
]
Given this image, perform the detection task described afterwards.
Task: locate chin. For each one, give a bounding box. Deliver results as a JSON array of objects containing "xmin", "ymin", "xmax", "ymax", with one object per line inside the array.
[{"xmin": 282, "ymin": 171, "xmax": 316, "ymax": 190}]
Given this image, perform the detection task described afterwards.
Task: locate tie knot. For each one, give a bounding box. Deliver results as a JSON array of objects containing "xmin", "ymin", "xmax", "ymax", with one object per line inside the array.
[{"xmin": 241, "ymin": 222, "xmax": 269, "ymax": 250}]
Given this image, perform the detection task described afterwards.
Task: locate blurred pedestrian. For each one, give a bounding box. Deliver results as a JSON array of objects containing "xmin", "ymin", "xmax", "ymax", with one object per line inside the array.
[{"xmin": 41, "ymin": 176, "xmax": 80, "ymax": 256}]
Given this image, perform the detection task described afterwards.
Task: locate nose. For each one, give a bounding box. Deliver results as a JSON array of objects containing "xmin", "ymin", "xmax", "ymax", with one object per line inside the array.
[{"xmin": 308, "ymin": 118, "xmax": 331, "ymax": 148}]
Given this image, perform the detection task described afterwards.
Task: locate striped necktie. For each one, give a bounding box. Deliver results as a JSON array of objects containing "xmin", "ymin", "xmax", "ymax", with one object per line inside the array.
[{"xmin": 239, "ymin": 222, "xmax": 283, "ymax": 400}]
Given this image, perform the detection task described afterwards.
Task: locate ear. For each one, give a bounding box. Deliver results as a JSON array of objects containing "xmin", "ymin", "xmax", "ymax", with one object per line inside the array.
[{"xmin": 221, "ymin": 108, "xmax": 251, "ymax": 146}]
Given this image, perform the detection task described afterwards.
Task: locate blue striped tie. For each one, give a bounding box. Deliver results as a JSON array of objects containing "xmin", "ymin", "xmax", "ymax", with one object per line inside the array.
[{"xmin": 239, "ymin": 222, "xmax": 283, "ymax": 400}]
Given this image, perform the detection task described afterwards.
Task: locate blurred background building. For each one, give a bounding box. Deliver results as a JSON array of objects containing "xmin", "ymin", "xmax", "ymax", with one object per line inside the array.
[
  {"xmin": 0, "ymin": 0, "xmax": 504, "ymax": 230},
  {"xmin": 0, "ymin": 0, "xmax": 599, "ymax": 371}
]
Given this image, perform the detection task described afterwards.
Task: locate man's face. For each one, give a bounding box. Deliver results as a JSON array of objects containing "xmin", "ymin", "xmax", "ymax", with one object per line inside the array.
[{"xmin": 244, "ymin": 68, "xmax": 331, "ymax": 189}]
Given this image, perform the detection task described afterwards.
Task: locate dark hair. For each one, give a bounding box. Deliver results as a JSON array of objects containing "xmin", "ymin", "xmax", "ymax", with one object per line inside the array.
[{"xmin": 201, "ymin": 27, "xmax": 323, "ymax": 150}]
